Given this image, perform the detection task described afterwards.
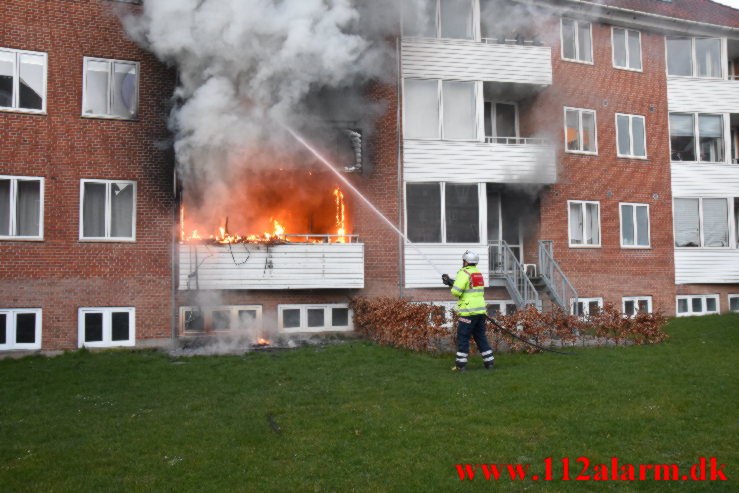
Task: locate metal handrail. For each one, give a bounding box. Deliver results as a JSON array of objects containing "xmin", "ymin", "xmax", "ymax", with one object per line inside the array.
[
  {"xmin": 538, "ymin": 240, "xmax": 579, "ymax": 313},
  {"xmin": 489, "ymin": 240, "xmax": 539, "ymax": 310},
  {"xmin": 481, "ymin": 37, "xmax": 543, "ymax": 47},
  {"xmin": 282, "ymin": 234, "xmax": 360, "ymax": 243},
  {"xmin": 484, "ymin": 136, "xmax": 549, "ymax": 145}
]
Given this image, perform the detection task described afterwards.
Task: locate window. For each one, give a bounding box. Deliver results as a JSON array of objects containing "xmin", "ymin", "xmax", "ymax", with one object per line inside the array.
[
  {"xmin": 403, "ymin": 0, "xmax": 474, "ymax": 40},
  {"xmin": 0, "ymin": 48, "xmax": 47, "ymax": 113},
  {"xmin": 673, "ymin": 198, "xmax": 730, "ymax": 248},
  {"xmin": 487, "ymin": 301, "xmax": 517, "ymax": 317},
  {"xmin": 0, "ymin": 309, "xmax": 41, "ymax": 350},
  {"xmin": 667, "ymin": 37, "xmax": 722, "ymax": 78},
  {"xmin": 568, "ymin": 200, "xmax": 600, "ymax": 247},
  {"xmin": 278, "ymin": 304, "xmax": 353, "ymax": 332},
  {"xmin": 612, "ymin": 28, "xmax": 642, "ymax": 71},
  {"xmin": 570, "ymin": 297, "xmax": 603, "ymax": 316},
  {"xmin": 622, "ymin": 296, "xmax": 652, "ymax": 317},
  {"xmin": 80, "ymin": 180, "xmax": 136, "ymax": 241},
  {"xmin": 0, "ymin": 176, "xmax": 43, "ymax": 239},
  {"xmin": 676, "ymin": 295, "xmax": 719, "ymax": 317},
  {"xmin": 729, "ymin": 294, "xmax": 739, "ymax": 313},
  {"xmin": 78, "ymin": 308, "xmax": 135, "ymax": 347},
  {"xmin": 620, "ymin": 203, "xmax": 650, "ymax": 248},
  {"xmin": 82, "ymin": 57, "xmax": 139, "ymax": 119},
  {"xmin": 616, "ymin": 114, "xmax": 646, "ymax": 158},
  {"xmin": 406, "ymin": 182, "xmax": 480, "ymax": 243},
  {"xmin": 484, "ymin": 102, "xmax": 518, "ymax": 142},
  {"xmin": 403, "ymin": 79, "xmax": 478, "ymax": 140},
  {"xmin": 561, "ymin": 18, "xmax": 592, "ymax": 63},
  {"xmin": 180, "ymin": 305, "xmax": 262, "ymax": 333},
  {"xmin": 564, "ymin": 107, "xmax": 597, "ymax": 154},
  {"xmin": 669, "ymin": 113, "xmax": 724, "ymax": 163}
]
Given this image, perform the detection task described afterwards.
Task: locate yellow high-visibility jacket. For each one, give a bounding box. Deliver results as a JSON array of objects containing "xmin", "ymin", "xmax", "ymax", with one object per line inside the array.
[{"xmin": 450, "ymin": 265, "xmax": 486, "ymax": 316}]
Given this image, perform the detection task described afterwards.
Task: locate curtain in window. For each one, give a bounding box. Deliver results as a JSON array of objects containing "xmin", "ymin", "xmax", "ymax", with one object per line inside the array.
[
  {"xmin": 621, "ymin": 204, "xmax": 634, "ymax": 245},
  {"xmin": 565, "ymin": 110, "xmax": 579, "ymax": 151},
  {"xmin": 110, "ymin": 182, "xmax": 134, "ymax": 238},
  {"xmin": 407, "ymin": 183, "xmax": 441, "ymax": 242},
  {"xmin": 84, "ymin": 60, "xmax": 109, "ymax": 115},
  {"xmin": 636, "ymin": 205, "xmax": 649, "ymax": 246},
  {"xmin": 628, "ymin": 30, "xmax": 641, "ymax": 70},
  {"xmin": 402, "ymin": 0, "xmax": 436, "ymax": 37},
  {"xmin": 18, "ymin": 53, "xmax": 44, "ymax": 110},
  {"xmin": 404, "ymin": 79, "xmax": 439, "ymax": 139},
  {"xmin": 0, "ymin": 179, "xmax": 10, "ymax": 236},
  {"xmin": 0, "ymin": 51, "xmax": 15, "ymax": 108},
  {"xmin": 586, "ymin": 202, "xmax": 599, "ymax": 244},
  {"xmin": 695, "ymin": 38, "xmax": 721, "ymax": 77},
  {"xmin": 617, "ymin": 115, "xmax": 630, "ymax": 155},
  {"xmin": 581, "ymin": 111, "xmax": 595, "ymax": 152},
  {"xmin": 703, "ymin": 198, "xmax": 728, "ymax": 247},
  {"xmin": 442, "ymin": 81, "xmax": 476, "ymax": 140},
  {"xmin": 577, "ymin": 22, "xmax": 592, "ymax": 62},
  {"xmin": 83, "ymin": 182, "xmax": 106, "ymax": 238},
  {"xmin": 569, "ymin": 202, "xmax": 583, "ymax": 243},
  {"xmin": 669, "ymin": 113, "xmax": 695, "ymax": 161},
  {"xmin": 561, "ymin": 19, "xmax": 576, "ymax": 60},
  {"xmin": 445, "ymin": 183, "xmax": 479, "ymax": 243},
  {"xmin": 112, "ymin": 62, "xmax": 137, "ymax": 118},
  {"xmin": 440, "ymin": 0, "xmax": 473, "ymax": 39},
  {"xmin": 699, "ymin": 114, "xmax": 723, "ymax": 162},
  {"xmin": 16, "ymin": 180, "xmax": 40, "ymax": 237},
  {"xmin": 667, "ymin": 38, "xmax": 692, "ymax": 76},
  {"xmin": 674, "ymin": 198, "xmax": 700, "ymax": 247}
]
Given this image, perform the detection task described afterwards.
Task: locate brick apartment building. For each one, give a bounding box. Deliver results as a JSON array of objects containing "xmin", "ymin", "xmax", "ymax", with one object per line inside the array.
[{"xmin": 1, "ymin": 0, "xmax": 738, "ymax": 352}]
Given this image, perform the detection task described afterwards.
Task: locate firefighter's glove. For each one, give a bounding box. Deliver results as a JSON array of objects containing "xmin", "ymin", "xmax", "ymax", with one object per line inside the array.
[{"xmin": 441, "ymin": 274, "xmax": 453, "ymax": 287}]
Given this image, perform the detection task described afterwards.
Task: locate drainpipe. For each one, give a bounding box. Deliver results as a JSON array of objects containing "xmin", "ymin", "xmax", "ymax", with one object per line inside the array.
[
  {"xmin": 171, "ymin": 169, "xmax": 178, "ymax": 342},
  {"xmin": 396, "ymin": 35, "xmax": 404, "ymax": 299}
]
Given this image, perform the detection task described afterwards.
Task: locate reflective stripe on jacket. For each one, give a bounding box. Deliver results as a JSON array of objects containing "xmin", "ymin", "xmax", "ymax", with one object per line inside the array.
[{"xmin": 451, "ymin": 265, "xmax": 486, "ymax": 315}]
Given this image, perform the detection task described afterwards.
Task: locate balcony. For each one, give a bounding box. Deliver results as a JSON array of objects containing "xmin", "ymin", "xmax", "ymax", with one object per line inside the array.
[
  {"xmin": 179, "ymin": 240, "xmax": 364, "ymax": 290},
  {"xmin": 667, "ymin": 77, "xmax": 739, "ymax": 114},
  {"xmin": 401, "ymin": 37, "xmax": 552, "ymax": 88}
]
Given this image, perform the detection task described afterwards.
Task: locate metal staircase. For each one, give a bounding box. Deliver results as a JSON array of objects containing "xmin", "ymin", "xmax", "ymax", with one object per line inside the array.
[
  {"xmin": 488, "ymin": 240, "xmax": 540, "ymax": 310},
  {"xmin": 536, "ymin": 240, "xmax": 579, "ymax": 314}
]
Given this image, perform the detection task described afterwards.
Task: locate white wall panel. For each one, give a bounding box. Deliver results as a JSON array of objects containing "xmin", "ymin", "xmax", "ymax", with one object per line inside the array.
[
  {"xmin": 404, "ymin": 139, "xmax": 556, "ymax": 184},
  {"xmin": 671, "ymin": 163, "xmax": 739, "ymax": 196},
  {"xmin": 402, "ymin": 39, "xmax": 552, "ymax": 85},
  {"xmin": 179, "ymin": 244, "xmax": 364, "ymax": 290},
  {"xmin": 667, "ymin": 78, "xmax": 739, "ymax": 113},
  {"xmin": 405, "ymin": 244, "xmax": 489, "ymax": 288},
  {"xmin": 675, "ymin": 249, "xmax": 739, "ymax": 284}
]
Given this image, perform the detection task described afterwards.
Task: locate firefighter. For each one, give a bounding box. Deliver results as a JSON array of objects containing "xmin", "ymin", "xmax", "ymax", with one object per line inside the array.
[{"xmin": 442, "ymin": 250, "xmax": 494, "ymax": 372}]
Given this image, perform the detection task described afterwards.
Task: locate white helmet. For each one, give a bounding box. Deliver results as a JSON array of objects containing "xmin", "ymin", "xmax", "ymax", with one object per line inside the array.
[{"xmin": 462, "ymin": 250, "xmax": 479, "ymax": 264}]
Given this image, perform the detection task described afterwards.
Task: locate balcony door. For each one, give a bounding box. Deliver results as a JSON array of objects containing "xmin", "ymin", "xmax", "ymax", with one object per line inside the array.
[
  {"xmin": 484, "ymin": 102, "xmax": 518, "ymax": 143},
  {"xmin": 487, "ymin": 185, "xmax": 524, "ymax": 269}
]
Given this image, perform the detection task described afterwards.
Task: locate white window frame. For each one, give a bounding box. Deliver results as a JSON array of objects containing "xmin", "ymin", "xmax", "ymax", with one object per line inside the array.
[
  {"xmin": 487, "ymin": 300, "xmax": 517, "ymax": 317},
  {"xmin": 179, "ymin": 305, "xmax": 263, "ymax": 333},
  {"xmin": 0, "ymin": 175, "xmax": 44, "ymax": 240},
  {"xmin": 564, "ymin": 107, "xmax": 598, "ymax": 155},
  {"xmin": 622, "ymin": 296, "xmax": 653, "ymax": 317},
  {"xmin": 567, "ymin": 200, "xmax": 601, "ymax": 248},
  {"xmin": 404, "ymin": 182, "xmax": 485, "ymax": 245},
  {"xmin": 675, "ymin": 295, "xmax": 720, "ymax": 317},
  {"xmin": 278, "ymin": 304, "xmax": 353, "ymax": 333},
  {"xmin": 484, "ymin": 101, "xmax": 519, "ymax": 142},
  {"xmin": 673, "ymin": 197, "xmax": 733, "ymax": 249},
  {"xmin": 615, "ymin": 113, "xmax": 647, "ymax": 159},
  {"xmin": 402, "ymin": 78, "xmax": 481, "ymax": 141},
  {"xmin": 0, "ymin": 48, "xmax": 47, "ymax": 114},
  {"xmin": 611, "ymin": 27, "xmax": 642, "ymax": 72},
  {"xmin": 77, "ymin": 307, "xmax": 135, "ymax": 348},
  {"xmin": 570, "ymin": 297, "xmax": 603, "ymax": 317},
  {"xmin": 560, "ymin": 18, "xmax": 593, "ymax": 64},
  {"xmin": 79, "ymin": 179, "xmax": 136, "ymax": 241},
  {"xmin": 669, "ymin": 112, "xmax": 726, "ymax": 164},
  {"xmin": 728, "ymin": 294, "xmax": 739, "ymax": 313},
  {"xmin": 82, "ymin": 57, "xmax": 140, "ymax": 120},
  {"xmin": 665, "ymin": 37, "xmax": 724, "ymax": 79},
  {"xmin": 619, "ymin": 202, "xmax": 651, "ymax": 248},
  {"xmin": 0, "ymin": 308, "xmax": 42, "ymax": 350},
  {"xmin": 412, "ymin": 301, "xmax": 458, "ymax": 329},
  {"xmin": 401, "ymin": 0, "xmax": 480, "ymax": 41}
]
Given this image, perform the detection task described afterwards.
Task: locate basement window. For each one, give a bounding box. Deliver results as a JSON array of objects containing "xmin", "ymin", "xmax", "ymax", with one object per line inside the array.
[
  {"xmin": 561, "ymin": 18, "xmax": 592, "ymax": 64},
  {"xmin": 180, "ymin": 305, "xmax": 262, "ymax": 333},
  {"xmin": 80, "ymin": 180, "xmax": 136, "ymax": 241},
  {"xmin": 0, "ymin": 309, "xmax": 41, "ymax": 350},
  {"xmin": 487, "ymin": 301, "xmax": 517, "ymax": 316},
  {"xmin": 0, "ymin": 176, "xmax": 43, "ymax": 240},
  {"xmin": 622, "ymin": 296, "xmax": 652, "ymax": 317},
  {"xmin": 0, "ymin": 48, "xmax": 47, "ymax": 113},
  {"xmin": 612, "ymin": 28, "xmax": 642, "ymax": 71},
  {"xmin": 82, "ymin": 57, "xmax": 139, "ymax": 119},
  {"xmin": 667, "ymin": 37, "xmax": 722, "ymax": 78},
  {"xmin": 278, "ymin": 304, "xmax": 352, "ymax": 332},
  {"xmin": 616, "ymin": 114, "xmax": 646, "ymax": 158},
  {"xmin": 673, "ymin": 198, "xmax": 730, "ymax": 248},
  {"xmin": 619, "ymin": 203, "xmax": 650, "ymax": 248},
  {"xmin": 568, "ymin": 200, "xmax": 600, "ymax": 247},
  {"xmin": 406, "ymin": 182, "xmax": 481, "ymax": 243},
  {"xmin": 676, "ymin": 295, "xmax": 719, "ymax": 316},
  {"xmin": 729, "ymin": 294, "xmax": 739, "ymax": 312},
  {"xmin": 670, "ymin": 113, "xmax": 724, "ymax": 163},
  {"xmin": 564, "ymin": 107, "xmax": 597, "ymax": 154},
  {"xmin": 570, "ymin": 297, "xmax": 603, "ymax": 317},
  {"xmin": 403, "ymin": 78, "xmax": 477, "ymax": 140},
  {"xmin": 78, "ymin": 308, "xmax": 135, "ymax": 348}
]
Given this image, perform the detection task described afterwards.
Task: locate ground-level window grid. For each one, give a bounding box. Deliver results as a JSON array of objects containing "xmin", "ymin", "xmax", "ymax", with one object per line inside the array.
[
  {"xmin": 278, "ymin": 304, "xmax": 352, "ymax": 332},
  {"xmin": 676, "ymin": 295, "xmax": 720, "ymax": 317}
]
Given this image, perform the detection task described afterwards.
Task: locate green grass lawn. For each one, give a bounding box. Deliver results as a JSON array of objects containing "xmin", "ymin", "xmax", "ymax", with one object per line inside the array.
[{"xmin": 0, "ymin": 314, "xmax": 737, "ymax": 492}]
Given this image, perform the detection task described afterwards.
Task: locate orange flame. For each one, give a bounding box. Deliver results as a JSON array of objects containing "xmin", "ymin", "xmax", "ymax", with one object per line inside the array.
[
  {"xmin": 257, "ymin": 337, "xmax": 270, "ymax": 345},
  {"xmin": 334, "ymin": 187, "xmax": 346, "ymax": 243}
]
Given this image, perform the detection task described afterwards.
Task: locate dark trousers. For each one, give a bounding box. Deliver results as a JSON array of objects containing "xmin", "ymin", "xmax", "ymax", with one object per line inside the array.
[{"xmin": 455, "ymin": 314, "xmax": 494, "ymax": 367}]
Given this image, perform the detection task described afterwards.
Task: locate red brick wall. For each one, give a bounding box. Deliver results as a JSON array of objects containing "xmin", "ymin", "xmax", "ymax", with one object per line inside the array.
[{"xmin": 0, "ymin": 0, "xmax": 176, "ymax": 349}]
